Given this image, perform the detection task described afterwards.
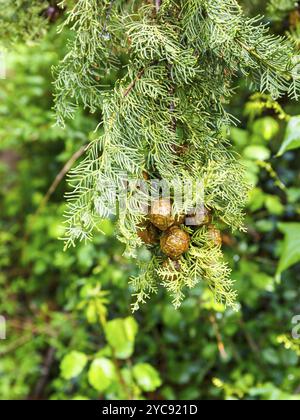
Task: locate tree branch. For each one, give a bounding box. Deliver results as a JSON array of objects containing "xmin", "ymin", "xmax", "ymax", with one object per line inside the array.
[
  {"xmin": 209, "ymin": 314, "xmax": 228, "ymax": 361},
  {"xmin": 24, "ymin": 144, "xmax": 89, "ymax": 240},
  {"xmin": 123, "ymin": 68, "xmax": 146, "ymax": 97}
]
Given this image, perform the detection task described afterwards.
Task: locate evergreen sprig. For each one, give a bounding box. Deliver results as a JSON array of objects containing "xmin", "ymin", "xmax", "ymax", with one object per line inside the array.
[
  {"xmin": 4, "ymin": 0, "xmax": 296, "ymax": 310},
  {"xmin": 53, "ymin": 0, "xmax": 122, "ymax": 126},
  {"xmin": 53, "ymin": 0, "xmax": 300, "ymax": 310},
  {"xmin": 0, "ymin": 0, "xmax": 50, "ymax": 45}
]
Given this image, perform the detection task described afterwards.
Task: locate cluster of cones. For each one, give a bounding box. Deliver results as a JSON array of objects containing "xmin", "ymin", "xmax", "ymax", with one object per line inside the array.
[{"xmin": 137, "ymin": 199, "xmax": 222, "ymax": 274}]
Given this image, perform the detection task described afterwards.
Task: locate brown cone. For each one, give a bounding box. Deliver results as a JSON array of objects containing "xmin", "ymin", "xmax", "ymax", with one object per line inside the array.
[
  {"xmin": 160, "ymin": 226, "xmax": 190, "ymax": 260},
  {"xmin": 137, "ymin": 223, "xmax": 159, "ymax": 245},
  {"xmin": 150, "ymin": 198, "xmax": 175, "ymax": 231},
  {"xmin": 186, "ymin": 207, "xmax": 211, "ymax": 227},
  {"xmin": 208, "ymin": 225, "xmax": 222, "ymax": 247}
]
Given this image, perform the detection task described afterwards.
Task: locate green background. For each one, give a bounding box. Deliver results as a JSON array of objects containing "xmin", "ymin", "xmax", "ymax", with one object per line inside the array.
[{"xmin": 0, "ymin": 0, "xmax": 300, "ymax": 400}]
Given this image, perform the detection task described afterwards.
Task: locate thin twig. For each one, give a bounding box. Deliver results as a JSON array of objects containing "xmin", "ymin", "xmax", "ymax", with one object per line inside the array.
[
  {"xmin": 35, "ymin": 144, "xmax": 89, "ymax": 216},
  {"xmin": 24, "ymin": 143, "xmax": 89, "ymax": 240},
  {"xmin": 110, "ymin": 346, "xmax": 133, "ymax": 400},
  {"xmin": 209, "ymin": 314, "xmax": 228, "ymax": 360},
  {"xmin": 123, "ymin": 68, "xmax": 145, "ymax": 97},
  {"xmin": 0, "ymin": 335, "xmax": 32, "ymax": 356},
  {"xmin": 32, "ymin": 347, "xmax": 56, "ymax": 400}
]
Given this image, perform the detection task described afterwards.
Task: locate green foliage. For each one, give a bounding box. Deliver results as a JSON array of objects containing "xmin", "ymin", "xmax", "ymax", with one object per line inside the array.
[
  {"xmin": 88, "ymin": 358, "xmax": 116, "ymax": 392},
  {"xmin": 0, "ymin": 0, "xmax": 50, "ymax": 45},
  {"xmin": 267, "ymin": 0, "xmax": 297, "ymax": 21},
  {"xmin": 59, "ymin": 302, "xmax": 160, "ymax": 398},
  {"xmin": 53, "ymin": 0, "xmax": 124, "ymax": 126},
  {"xmin": 277, "ymin": 223, "xmax": 300, "ymax": 277},
  {"xmin": 61, "ymin": 351, "xmax": 88, "ymax": 380},
  {"xmin": 55, "ymin": 0, "xmax": 300, "ymax": 310},
  {"xmin": 1, "ymin": 0, "xmax": 300, "ymax": 402},
  {"xmin": 133, "ymin": 363, "xmax": 162, "ymax": 392},
  {"xmin": 104, "ymin": 317, "xmax": 138, "ymax": 359},
  {"xmin": 278, "ymin": 116, "xmax": 300, "ymax": 156}
]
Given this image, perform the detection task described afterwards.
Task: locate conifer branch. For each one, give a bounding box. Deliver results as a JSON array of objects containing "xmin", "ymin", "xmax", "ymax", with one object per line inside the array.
[
  {"xmin": 35, "ymin": 144, "xmax": 89, "ymax": 216},
  {"xmin": 123, "ymin": 68, "xmax": 146, "ymax": 97},
  {"xmin": 46, "ymin": 0, "xmax": 300, "ymax": 310}
]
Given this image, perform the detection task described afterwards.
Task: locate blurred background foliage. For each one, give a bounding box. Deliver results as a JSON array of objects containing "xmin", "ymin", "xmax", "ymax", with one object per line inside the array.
[{"xmin": 0, "ymin": 0, "xmax": 300, "ymax": 400}]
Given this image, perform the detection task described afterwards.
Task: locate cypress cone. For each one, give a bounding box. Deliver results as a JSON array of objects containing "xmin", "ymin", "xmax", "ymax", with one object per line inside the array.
[
  {"xmin": 137, "ymin": 223, "xmax": 159, "ymax": 245},
  {"xmin": 208, "ymin": 225, "xmax": 222, "ymax": 247},
  {"xmin": 149, "ymin": 198, "xmax": 175, "ymax": 231},
  {"xmin": 187, "ymin": 207, "xmax": 211, "ymax": 227},
  {"xmin": 160, "ymin": 226, "xmax": 190, "ymax": 260}
]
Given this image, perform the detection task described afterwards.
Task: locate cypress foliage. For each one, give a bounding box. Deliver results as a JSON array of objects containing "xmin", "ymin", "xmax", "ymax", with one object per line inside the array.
[
  {"xmin": 3, "ymin": 1, "xmax": 300, "ymax": 310},
  {"xmin": 0, "ymin": 0, "xmax": 50, "ymax": 43},
  {"xmin": 57, "ymin": 0, "xmax": 300, "ymax": 310}
]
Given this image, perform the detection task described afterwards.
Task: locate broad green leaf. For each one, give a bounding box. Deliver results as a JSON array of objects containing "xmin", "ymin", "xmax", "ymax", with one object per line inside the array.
[
  {"xmin": 162, "ymin": 305, "xmax": 182, "ymax": 327},
  {"xmin": 277, "ymin": 223, "xmax": 300, "ymax": 276},
  {"xmin": 252, "ymin": 117, "xmax": 279, "ymax": 141},
  {"xmin": 265, "ymin": 195, "xmax": 284, "ymax": 216},
  {"xmin": 248, "ymin": 187, "xmax": 266, "ymax": 212},
  {"xmin": 243, "ymin": 145, "xmax": 271, "ymax": 161},
  {"xmin": 251, "ymin": 273, "xmax": 274, "ymax": 291},
  {"xmin": 230, "ymin": 127, "xmax": 249, "ymax": 147},
  {"xmin": 104, "ymin": 317, "xmax": 138, "ymax": 359},
  {"xmin": 86, "ymin": 301, "xmax": 98, "ymax": 324},
  {"xmin": 277, "ymin": 116, "xmax": 300, "ymax": 156},
  {"xmin": 133, "ymin": 363, "xmax": 162, "ymax": 392},
  {"xmin": 255, "ymin": 219, "xmax": 275, "ymax": 233},
  {"xmin": 60, "ymin": 351, "xmax": 88, "ymax": 380},
  {"xmin": 240, "ymin": 158, "xmax": 260, "ymax": 186},
  {"xmin": 88, "ymin": 358, "xmax": 116, "ymax": 392},
  {"xmin": 262, "ymin": 348, "xmax": 280, "ymax": 365},
  {"xmin": 287, "ymin": 188, "xmax": 300, "ymax": 204}
]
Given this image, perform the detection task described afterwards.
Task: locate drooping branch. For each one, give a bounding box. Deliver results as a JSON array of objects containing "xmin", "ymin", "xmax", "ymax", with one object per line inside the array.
[{"xmin": 56, "ymin": 0, "xmax": 300, "ymax": 311}]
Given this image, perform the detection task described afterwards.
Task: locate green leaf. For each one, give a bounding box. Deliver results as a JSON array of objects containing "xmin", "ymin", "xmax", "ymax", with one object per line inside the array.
[
  {"xmin": 277, "ymin": 116, "xmax": 300, "ymax": 156},
  {"xmin": 248, "ymin": 187, "xmax": 266, "ymax": 212},
  {"xmin": 251, "ymin": 273, "xmax": 274, "ymax": 291},
  {"xmin": 287, "ymin": 188, "xmax": 300, "ymax": 204},
  {"xmin": 255, "ymin": 219, "xmax": 275, "ymax": 233},
  {"xmin": 230, "ymin": 127, "xmax": 249, "ymax": 147},
  {"xmin": 243, "ymin": 145, "xmax": 271, "ymax": 161},
  {"xmin": 265, "ymin": 195, "xmax": 284, "ymax": 216},
  {"xmin": 60, "ymin": 351, "xmax": 88, "ymax": 380},
  {"xmin": 162, "ymin": 305, "xmax": 182, "ymax": 327},
  {"xmin": 88, "ymin": 358, "xmax": 116, "ymax": 392},
  {"xmin": 104, "ymin": 317, "xmax": 138, "ymax": 359},
  {"xmin": 252, "ymin": 117, "xmax": 279, "ymax": 141},
  {"xmin": 277, "ymin": 223, "xmax": 300, "ymax": 276},
  {"xmin": 133, "ymin": 363, "xmax": 162, "ymax": 392}
]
